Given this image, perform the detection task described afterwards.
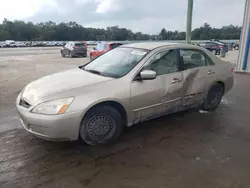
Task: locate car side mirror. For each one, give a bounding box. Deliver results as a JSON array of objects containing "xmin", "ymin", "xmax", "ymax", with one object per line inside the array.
[{"xmin": 140, "ymin": 70, "xmax": 156, "ymax": 80}]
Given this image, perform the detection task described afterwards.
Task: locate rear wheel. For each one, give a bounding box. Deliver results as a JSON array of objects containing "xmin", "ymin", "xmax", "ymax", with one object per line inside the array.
[
  {"xmin": 201, "ymin": 83, "xmax": 224, "ymax": 111},
  {"xmin": 80, "ymin": 105, "xmax": 123, "ymax": 145}
]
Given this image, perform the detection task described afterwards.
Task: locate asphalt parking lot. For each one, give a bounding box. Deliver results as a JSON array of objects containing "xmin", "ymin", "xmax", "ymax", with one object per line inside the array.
[{"xmin": 1, "ymin": 48, "xmax": 250, "ymax": 188}]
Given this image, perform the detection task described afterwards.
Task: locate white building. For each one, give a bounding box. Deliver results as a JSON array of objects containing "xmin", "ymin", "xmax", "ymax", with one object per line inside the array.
[{"xmin": 237, "ymin": 0, "xmax": 250, "ymax": 72}]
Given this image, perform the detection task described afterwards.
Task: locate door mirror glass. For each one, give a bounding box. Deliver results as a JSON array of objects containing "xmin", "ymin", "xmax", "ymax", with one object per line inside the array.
[{"xmin": 140, "ymin": 70, "xmax": 156, "ymax": 80}]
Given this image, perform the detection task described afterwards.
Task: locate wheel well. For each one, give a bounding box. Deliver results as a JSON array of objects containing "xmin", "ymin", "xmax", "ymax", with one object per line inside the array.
[
  {"xmin": 216, "ymin": 81, "xmax": 225, "ymax": 94},
  {"xmin": 87, "ymin": 101, "xmax": 128, "ymax": 126}
]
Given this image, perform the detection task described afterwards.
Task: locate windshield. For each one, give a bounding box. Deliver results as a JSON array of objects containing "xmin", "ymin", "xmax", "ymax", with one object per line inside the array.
[{"xmin": 83, "ymin": 47, "xmax": 148, "ymax": 78}]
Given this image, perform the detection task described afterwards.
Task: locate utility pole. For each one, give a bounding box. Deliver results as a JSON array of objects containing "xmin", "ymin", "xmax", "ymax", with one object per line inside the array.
[{"xmin": 186, "ymin": 0, "xmax": 193, "ymax": 44}]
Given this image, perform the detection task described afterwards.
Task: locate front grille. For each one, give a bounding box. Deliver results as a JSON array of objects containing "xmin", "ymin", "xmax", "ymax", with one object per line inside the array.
[{"xmin": 19, "ymin": 98, "xmax": 31, "ymax": 108}]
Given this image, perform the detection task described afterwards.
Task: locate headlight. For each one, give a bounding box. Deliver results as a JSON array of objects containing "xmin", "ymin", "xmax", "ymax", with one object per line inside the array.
[{"xmin": 31, "ymin": 97, "xmax": 74, "ymax": 115}]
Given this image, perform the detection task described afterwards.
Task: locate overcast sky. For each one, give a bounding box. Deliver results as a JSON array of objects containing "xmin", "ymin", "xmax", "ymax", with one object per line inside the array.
[{"xmin": 0, "ymin": 0, "xmax": 245, "ymax": 34}]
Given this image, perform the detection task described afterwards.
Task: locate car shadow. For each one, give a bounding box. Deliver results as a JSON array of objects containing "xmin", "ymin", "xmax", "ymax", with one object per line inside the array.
[{"xmin": 8, "ymin": 107, "xmax": 225, "ymax": 187}]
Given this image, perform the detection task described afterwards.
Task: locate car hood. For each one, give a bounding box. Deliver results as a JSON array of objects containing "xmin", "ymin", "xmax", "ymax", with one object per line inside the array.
[{"xmin": 22, "ymin": 68, "xmax": 114, "ymax": 105}]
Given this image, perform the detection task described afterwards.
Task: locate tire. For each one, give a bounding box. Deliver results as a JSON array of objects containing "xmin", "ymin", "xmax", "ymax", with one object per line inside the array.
[
  {"xmin": 212, "ymin": 49, "xmax": 217, "ymax": 55},
  {"xmin": 234, "ymin": 45, "xmax": 239, "ymax": 50},
  {"xmin": 80, "ymin": 105, "xmax": 123, "ymax": 146},
  {"xmin": 201, "ymin": 83, "xmax": 224, "ymax": 111}
]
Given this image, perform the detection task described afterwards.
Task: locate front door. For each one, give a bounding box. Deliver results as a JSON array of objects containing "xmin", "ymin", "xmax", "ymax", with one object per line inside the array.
[{"xmin": 130, "ymin": 49, "xmax": 184, "ymax": 123}]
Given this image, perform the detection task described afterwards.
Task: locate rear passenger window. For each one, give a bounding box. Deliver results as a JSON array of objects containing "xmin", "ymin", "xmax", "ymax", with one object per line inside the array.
[{"xmin": 180, "ymin": 49, "xmax": 211, "ymax": 70}]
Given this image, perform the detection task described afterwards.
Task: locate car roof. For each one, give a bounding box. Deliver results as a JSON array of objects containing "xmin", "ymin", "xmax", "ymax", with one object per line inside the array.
[{"xmin": 121, "ymin": 42, "xmax": 199, "ymax": 50}]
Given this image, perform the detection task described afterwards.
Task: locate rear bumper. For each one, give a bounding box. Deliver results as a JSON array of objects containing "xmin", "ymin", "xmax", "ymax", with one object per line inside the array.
[{"xmin": 73, "ymin": 50, "xmax": 87, "ymax": 56}]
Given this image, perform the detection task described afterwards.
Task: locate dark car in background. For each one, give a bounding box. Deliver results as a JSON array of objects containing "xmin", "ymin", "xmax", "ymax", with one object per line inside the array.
[
  {"xmin": 198, "ymin": 41, "xmax": 228, "ymax": 55},
  {"xmin": 61, "ymin": 42, "xmax": 87, "ymax": 58},
  {"xmin": 90, "ymin": 41, "xmax": 123, "ymax": 60},
  {"xmin": 233, "ymin": 43, "xmax": 239, "ymax": 50}
]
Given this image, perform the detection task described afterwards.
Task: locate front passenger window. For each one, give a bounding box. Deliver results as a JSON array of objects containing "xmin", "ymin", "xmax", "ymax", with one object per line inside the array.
[{"xmin": 144, "ymin": 50, "xmax": 179, "ymax": 76}]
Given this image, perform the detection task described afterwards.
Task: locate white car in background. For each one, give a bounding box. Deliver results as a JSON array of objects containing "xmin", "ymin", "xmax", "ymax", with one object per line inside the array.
[{"xmin": 15, "ymin": 42, "xmax": 26, "ymax": 47}]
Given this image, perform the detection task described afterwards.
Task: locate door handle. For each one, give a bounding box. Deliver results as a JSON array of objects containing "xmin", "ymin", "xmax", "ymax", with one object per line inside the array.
[{"xmin": 171, "ymin": 78, "xmax": 182, "ymax": 83}]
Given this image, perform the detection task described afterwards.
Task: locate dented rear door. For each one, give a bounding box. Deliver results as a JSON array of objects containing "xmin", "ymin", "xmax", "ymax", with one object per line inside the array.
[{"xmin": 179, "ymin": 49, "xmax": 217, "ymax": 107}]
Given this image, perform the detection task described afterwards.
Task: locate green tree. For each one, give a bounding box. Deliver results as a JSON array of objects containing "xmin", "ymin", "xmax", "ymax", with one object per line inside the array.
[{"xmin": 0, "ymin": 19, "xmax": 242, "ymax": 41}]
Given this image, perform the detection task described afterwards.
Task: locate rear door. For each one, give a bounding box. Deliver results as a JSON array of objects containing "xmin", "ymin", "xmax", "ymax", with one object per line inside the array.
[{"xmin": 179, "ymin": 48, "xmax": 217, "ymax": 107}]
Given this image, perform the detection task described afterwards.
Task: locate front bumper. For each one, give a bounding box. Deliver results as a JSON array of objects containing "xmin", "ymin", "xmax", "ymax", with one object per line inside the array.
[{"xmin": 16, "ymin": 96, "xmax": 83, "ymax": 141}]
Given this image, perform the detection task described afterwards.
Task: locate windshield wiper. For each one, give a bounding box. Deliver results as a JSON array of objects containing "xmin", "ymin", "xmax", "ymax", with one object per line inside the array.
[{"xmin": 85, "ymin": 69, "xmax": 103, "ymax": 76}]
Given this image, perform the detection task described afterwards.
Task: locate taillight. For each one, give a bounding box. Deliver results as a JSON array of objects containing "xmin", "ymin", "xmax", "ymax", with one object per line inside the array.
[
  {"xmin": 218, "ymin": 45, "xmax": 223, "ymax": 48},
  {"xmin": 232, "ymin": 67, "xmax": 236, "ymax": 72}
]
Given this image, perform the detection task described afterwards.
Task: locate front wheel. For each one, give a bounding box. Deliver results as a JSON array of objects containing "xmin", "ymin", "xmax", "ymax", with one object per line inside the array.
[
  {"xmin": 201, "ymin": 83, "xmax": 224, "ymax": 111},
  {"xmin": 80, "ymin": 105, "xmax": 123, "ymax": 146}
]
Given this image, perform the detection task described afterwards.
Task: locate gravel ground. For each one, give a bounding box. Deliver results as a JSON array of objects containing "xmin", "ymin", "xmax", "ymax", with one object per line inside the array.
[{"xmin": 1, "ymin": 48, "xmax": 250, "ymax": 188}]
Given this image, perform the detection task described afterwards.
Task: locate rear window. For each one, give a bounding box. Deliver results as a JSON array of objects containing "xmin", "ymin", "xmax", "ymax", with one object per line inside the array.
[
  {"xmin": 75, "ymin": 43, "xmax": 85, "ymax": 47},
  {"xmin": 110, "ymin": 43, "xmax": 123, "ymax": 50}
]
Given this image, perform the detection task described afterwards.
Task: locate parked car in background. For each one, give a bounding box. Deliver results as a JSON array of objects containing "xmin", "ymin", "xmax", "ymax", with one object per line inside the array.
[
  {"xmin": 25, "ymin": 42, "xmax": 32, "ymax": 47},
  {"xmin": 16, "ymin": 43, "xmax": 234, "ymax": 145},
  {"xmin": 15, "ymin": 42, "xmax": 26, "ymax": 47},
  {"xmin": 9, "ymin": 42, "xmax": 17, "ymax": 48},
  {"xmin": 90, "ymin": 41, "xmax": 123, "ymax": 60},
  {"xmin": 198, "ymin": 41, "xmax": 228, "ymax": 55},
  {"xmin": 233, "ymin": 42, "xmax": 239, "ymax": 50},
  {"xmin": 5, "ymin": 40, "xmax": 15, "ymax": 47},
  {"xmin": 61, "ymin": 42, "xmax": 87, "ymax": 58}
]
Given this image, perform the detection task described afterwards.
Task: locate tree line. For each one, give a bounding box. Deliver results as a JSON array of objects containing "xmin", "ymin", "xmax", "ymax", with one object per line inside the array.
[{"xmin": 0, "ymin": 19, "xmax": 241, "ymax": 41}]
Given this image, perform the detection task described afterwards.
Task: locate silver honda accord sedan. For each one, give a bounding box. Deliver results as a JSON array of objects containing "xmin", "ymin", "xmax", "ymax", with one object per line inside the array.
[{"xmin": 16, "ymin": 43, "xmax": 234, "ymax": 145}]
